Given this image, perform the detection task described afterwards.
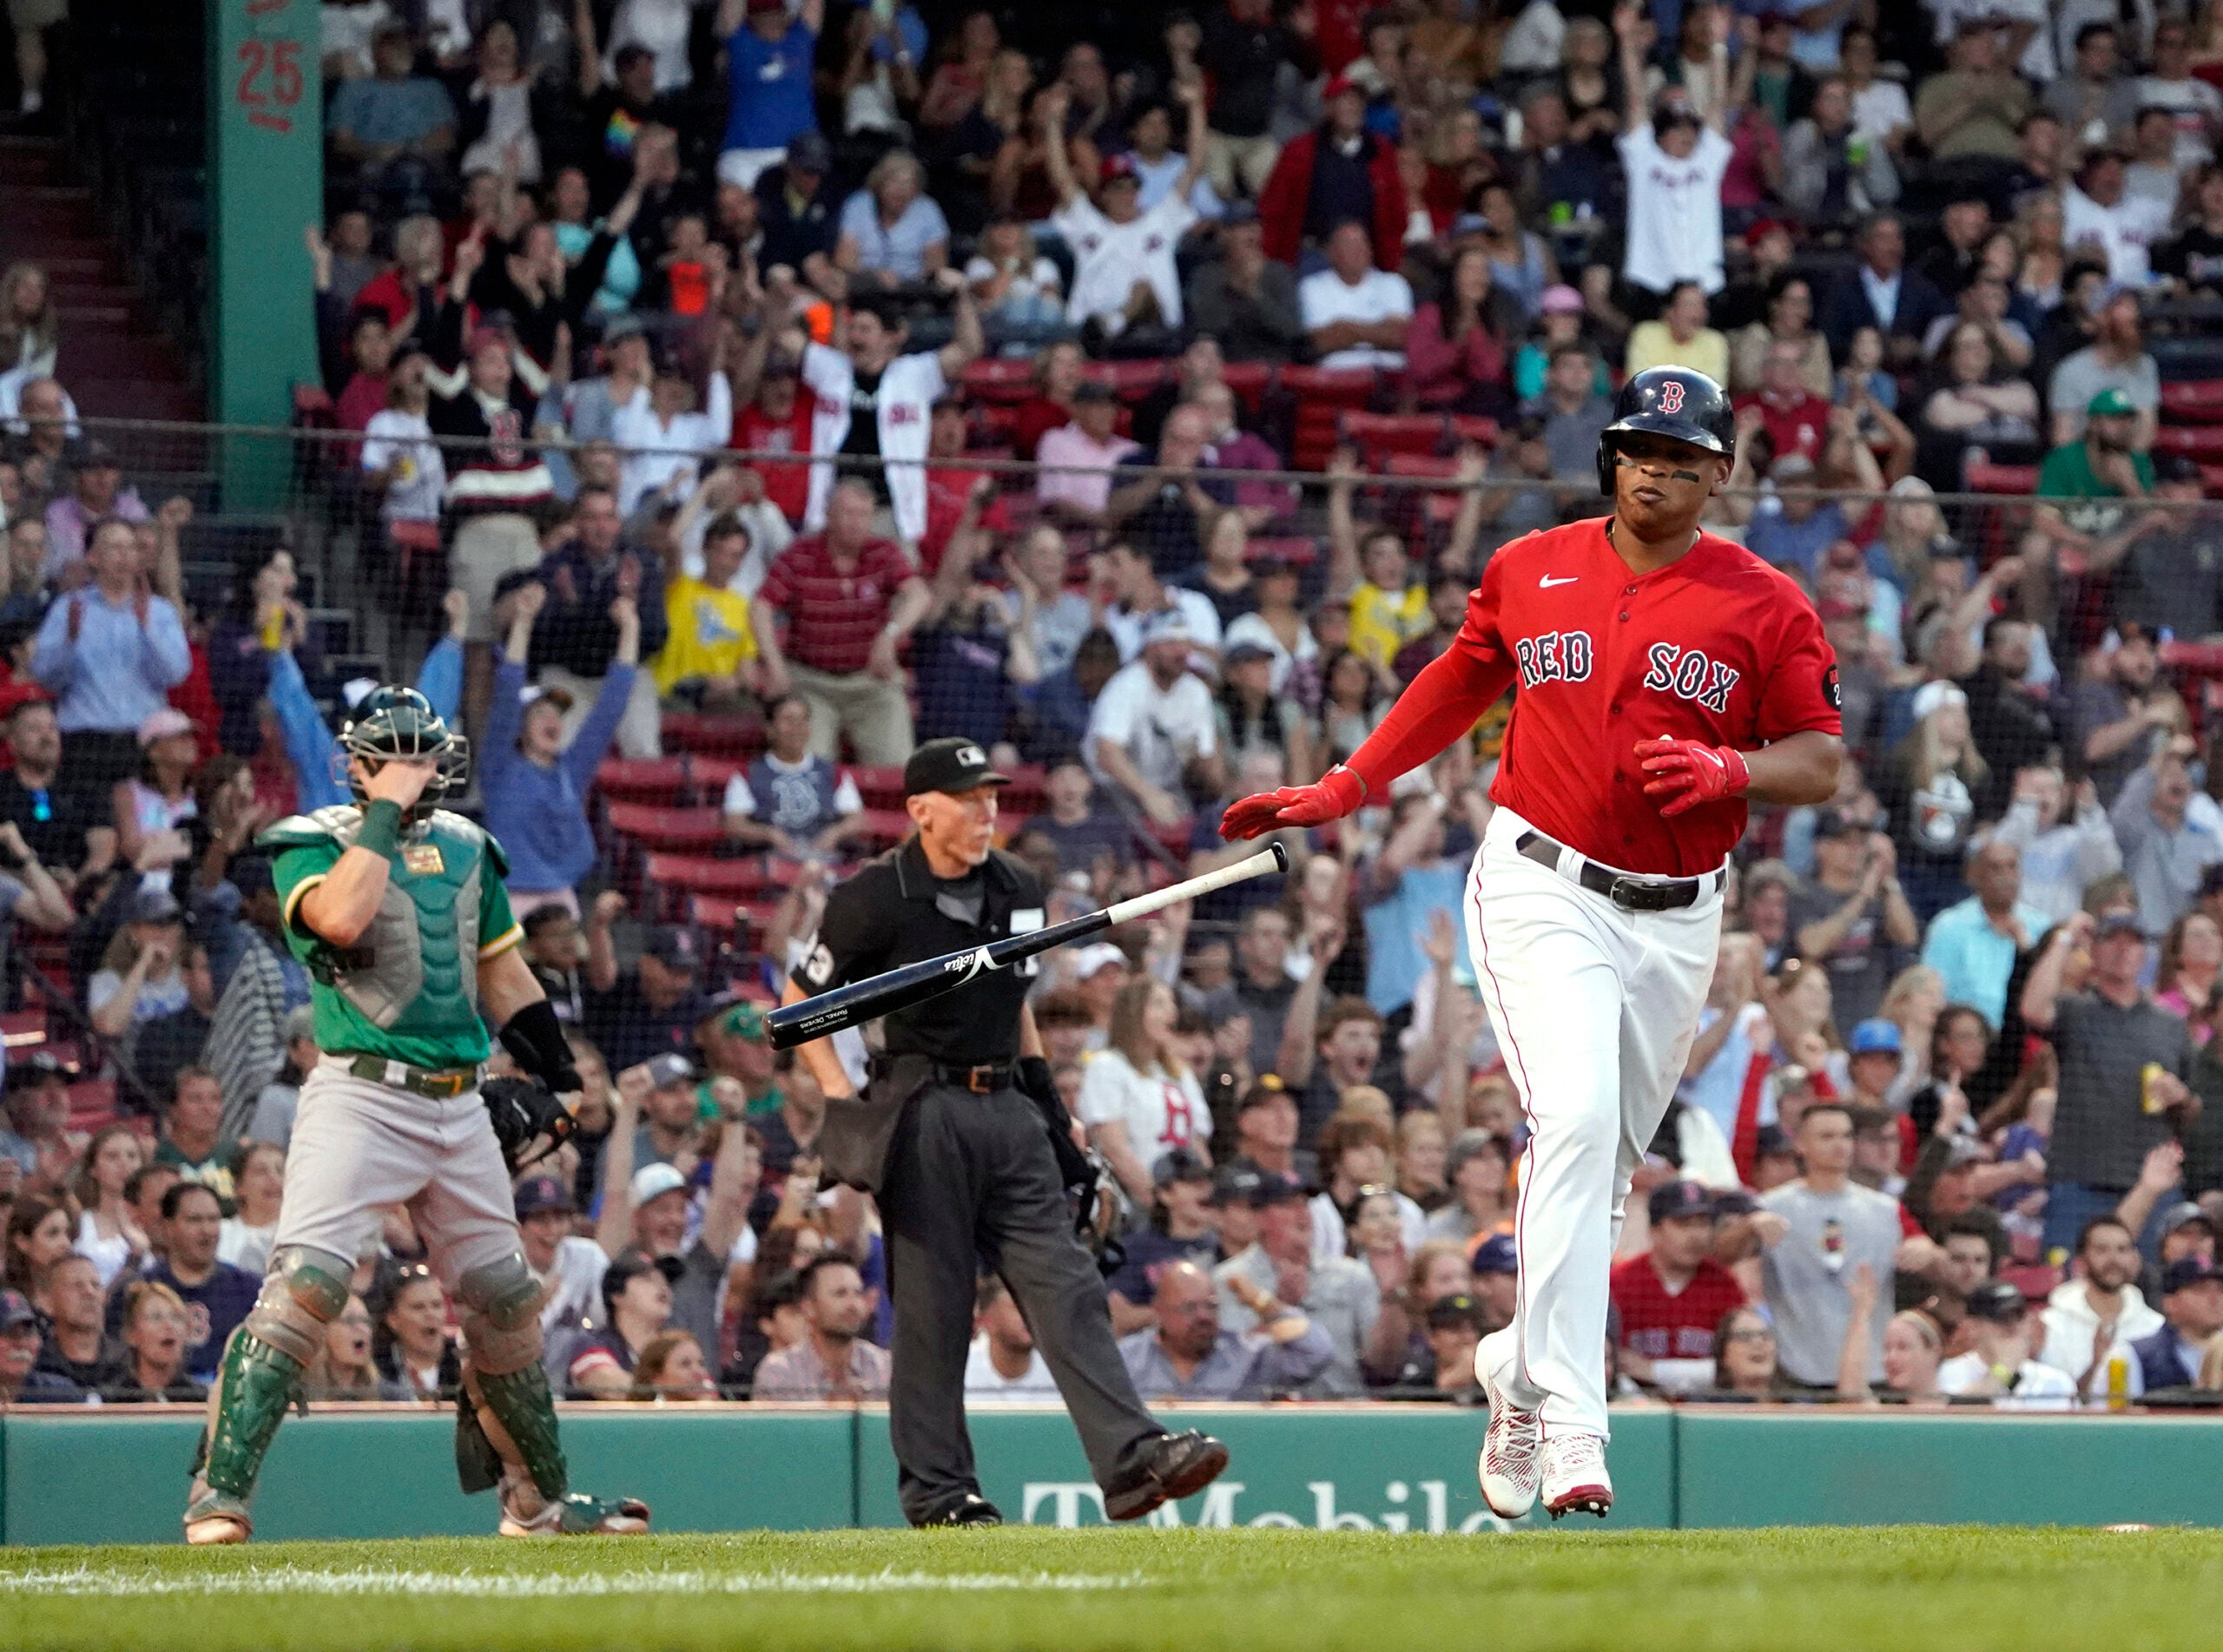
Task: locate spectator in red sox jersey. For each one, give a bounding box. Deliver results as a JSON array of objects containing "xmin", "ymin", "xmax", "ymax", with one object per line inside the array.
[{"xmin": 1609, "ymin": 1179, "xmax": 1748, "ymax": 1395}]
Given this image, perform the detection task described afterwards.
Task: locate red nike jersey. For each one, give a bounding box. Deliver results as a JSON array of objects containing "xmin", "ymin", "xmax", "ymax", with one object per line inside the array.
[{"xmin": 1422, "ymin": 518, "xmax": 1839, "ymax": 877}]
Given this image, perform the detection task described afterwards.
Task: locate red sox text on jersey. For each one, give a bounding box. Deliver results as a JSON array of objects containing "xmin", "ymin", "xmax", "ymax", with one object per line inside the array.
[{"xmin": 1349, "ymin": 519, "xmax": 1840, "ymax": 879}]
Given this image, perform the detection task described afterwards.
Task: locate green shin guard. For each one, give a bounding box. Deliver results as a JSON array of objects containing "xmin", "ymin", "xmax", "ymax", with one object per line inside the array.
[
  {"xmin": 472, "ymin": 1362, "xmax": 570, "ymax": 1502},
  {"xmin": 455, "ymin": 1385, "xmax": 505, "ymax": 1496},
  {"xmin": 200, "ymin": 1332, "xmax": 306, "ymax": 1501}
]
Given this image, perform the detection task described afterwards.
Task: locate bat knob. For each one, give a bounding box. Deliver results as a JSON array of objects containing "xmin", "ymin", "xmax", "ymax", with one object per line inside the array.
[
  {"xmin": 1269, "ymin": 841, "xmax": 1289, "ymax": 872},
  {"xmin": 765, "ymin": 1007, "xmax": 804, "ymax": 1050}
]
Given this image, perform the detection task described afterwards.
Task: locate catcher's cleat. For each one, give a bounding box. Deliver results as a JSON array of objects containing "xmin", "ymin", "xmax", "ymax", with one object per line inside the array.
[
  {"xmin": 1104, "ymin": 1429, "xmax": 1230, "ymax": 1522},
  {"xmin": 498, "ymin": 1490, "xmax": 651, "ymax": 1537},
  {"xmin": 1540, "ymin": 1432, "xmax": 1613, "ymax": 1520},
  {"xmin": 1476, "ymin": 1330, "xmax": 1541, "ymax": 1520},
  {"xmin": 183, "ymin": 1488, "xmax": 254, "ymax": 1545}
]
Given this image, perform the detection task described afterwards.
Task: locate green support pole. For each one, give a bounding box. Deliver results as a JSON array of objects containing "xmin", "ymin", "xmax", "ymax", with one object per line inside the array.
[{"xmin": 208, "ymin": 0, "xmax": 322, "ymax": 503}]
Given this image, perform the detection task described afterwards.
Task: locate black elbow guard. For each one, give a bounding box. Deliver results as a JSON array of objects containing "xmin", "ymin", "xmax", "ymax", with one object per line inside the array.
[{"xmin": 499, "ymin": 997, "xmax": 582, "ymax": 1095}]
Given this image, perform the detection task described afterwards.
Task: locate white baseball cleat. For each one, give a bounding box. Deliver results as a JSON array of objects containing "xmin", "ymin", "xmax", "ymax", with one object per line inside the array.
[
  {"xmin": 1540, "ymin": 1431, "xmax": 1613, "ymax": 1520},
  {"xmin": 1474, "ymin": 1330, "xmax": 1540, "ymax": 1520}
]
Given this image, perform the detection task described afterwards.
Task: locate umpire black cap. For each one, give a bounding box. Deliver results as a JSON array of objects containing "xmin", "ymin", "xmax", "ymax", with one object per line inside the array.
[
  {"xmin": 903, "ymin": 738, "xmax": 1010, "ymax": 798},
  {"xmin": 1595, "ymin": 366, "xmax": 1738, "ymax": 495}
]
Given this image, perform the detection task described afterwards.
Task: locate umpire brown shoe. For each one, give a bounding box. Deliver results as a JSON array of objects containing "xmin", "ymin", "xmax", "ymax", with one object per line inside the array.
[{"xmin": 1103, "ymin": 1431, "xmax": 1230, "ymax": 1522}]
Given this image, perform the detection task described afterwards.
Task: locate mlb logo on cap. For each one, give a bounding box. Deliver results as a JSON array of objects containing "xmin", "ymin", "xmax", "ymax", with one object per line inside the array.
[{"xmin": 903, "ymin": 737, "xmax": 1012, "ymax": 798}]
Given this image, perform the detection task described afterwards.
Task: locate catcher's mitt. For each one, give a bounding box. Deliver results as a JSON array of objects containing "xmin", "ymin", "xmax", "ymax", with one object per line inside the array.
[{"xmin": 481, "ymin": 1075, "xmax": 577, "ymax": 1173}]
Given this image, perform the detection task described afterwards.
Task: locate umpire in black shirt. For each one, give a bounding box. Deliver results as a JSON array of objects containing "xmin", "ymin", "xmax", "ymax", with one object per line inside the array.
[{"xmin": 782, "ymin": 737, "xmax": 1228, "ymax": 1526}]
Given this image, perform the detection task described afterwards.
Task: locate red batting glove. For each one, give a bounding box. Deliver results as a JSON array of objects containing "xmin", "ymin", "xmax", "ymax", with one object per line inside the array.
[
  {"xmin": 1637, "ymin": 737, "xmax": 1750, "ymax": 819},
  {"xmin": 1220, "ymin": 765, "xmax": 1367, "ymax": 839}
]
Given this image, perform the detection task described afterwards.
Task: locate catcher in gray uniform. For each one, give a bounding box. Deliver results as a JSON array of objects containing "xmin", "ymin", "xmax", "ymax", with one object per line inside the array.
[{"xmin": 184, "ymin": 688, "xmax": 647, "ymax": 1543}]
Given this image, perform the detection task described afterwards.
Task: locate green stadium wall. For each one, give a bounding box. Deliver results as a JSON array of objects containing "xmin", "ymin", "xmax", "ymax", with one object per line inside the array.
[{"xmin": 2, "ymin": 1405, "xmax": 2217, "ymax": 1544}]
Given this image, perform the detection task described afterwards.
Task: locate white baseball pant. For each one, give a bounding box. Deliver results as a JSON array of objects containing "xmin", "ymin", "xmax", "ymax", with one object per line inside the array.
[
  {"xmin": 1465, "ymin": 806, "xmax": 1723, "ymax": 1440},
  {"xmin": 271, "ymin": 1056, "xmax": 521, "ymax": 1287}
]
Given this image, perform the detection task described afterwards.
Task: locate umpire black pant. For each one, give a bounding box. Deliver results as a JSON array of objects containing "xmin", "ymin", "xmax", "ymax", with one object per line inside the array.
[{"xmin": 878, "ymin": 1082, "xmax": 1162, "ymax": 1524}]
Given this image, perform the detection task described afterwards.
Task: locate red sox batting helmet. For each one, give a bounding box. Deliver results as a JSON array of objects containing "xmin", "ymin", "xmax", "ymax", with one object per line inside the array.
[{"xmin": 1595, "ymin": 366, "xmax": 1738, "ymax": 496}]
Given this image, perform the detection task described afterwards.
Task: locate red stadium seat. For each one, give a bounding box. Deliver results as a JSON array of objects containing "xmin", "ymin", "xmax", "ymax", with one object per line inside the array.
[
  {"xmin": 1220, "ymin": 360, "xmax": 1274, "ymax": 415},
  {"xmin": 0, "ymin": 1009, "xmax": 47, "ymax": 1050},
  {"xmin": 2160, "ymin": 378, "xmax": 2223, "ymax": 424},
  {"xmin": 1448, "ymin": 416, "xmax": 1501, "ymax": 449},
  {"xmin": 594, "ymin": 757, "xmax": 688, "ymax": 802},
  {"xmin": 695, "ymin": 896, "xmax": 784, "ymax": 949},
  {"xmin": 690, "ymin": 755, "xmax": 746, "ymax": 797},
  {"xmin": 1150, "ymin": 819, "xmax": 1197, "ymax": 863},
  {"xmin": 1245, "ymin": 533, "xmax": 1319, "ymax": 564},
  {"xmin": 604, "ymin": 804, "xmax": 726, "ymax": 854},
  {"xmin": 1379, "ymin": 453, "xmax": 1465, "ymax": 526},
  {"xmin": 2156, "ymin": 425, "xmax": 2223, "ymax": 460},
  {"xmin": 661, "ymin": 711, "xmax": 765, "ymax": 757},
  {"xmin": 690, "ymin": 894, "xmax": 744, "ymax": 937},
  {"xmin": 856, "ymin": 809, "xmax": 916, "ymax": 850},
  {"xmin": 849, "ymin": 764, "xmax": 908, "ymax": 810},
  {"xmin": 960, "ymin": 359, "xmax": 1040, "ymax": 404},
  {"xmin": 1341, "ymin": 411, "xmax": 1446, "ymax": 462},
  {"xmin": 1384, "ymin": 453, "xmax": 1458, "ymax": 477},
  {"xmin": 1280, "ymin": 365, "xmax": 1380, "ymax": 406},
  {"xmin": 1284, "ymin": 366, "xmax": 1382, "ymax": 470},
  {"xmin": 67, "ymin": 1079, "xmax": 118, "ymax": 1134},
  {"xmin": 643, "ymin": 854, "xmax": 776, "ymax": 903},
  {"xmin": 1997, "ymin": 1260, "xmax": 2061, "ymax": 1301},
  {"xmin": 2160, "ymin": 642, "xmax": 2223, "ymax": 679},
  {"xmin": 999, "ymin": 762, "xmax": 1049, "ymax": 815},
  {"xmin": 1089, "ymin": 360, "xmax": 1169, "ymax": 401},
  {"xmin": 1963, "ymin": 458, "xmax": 2039, "ymax": 497}
]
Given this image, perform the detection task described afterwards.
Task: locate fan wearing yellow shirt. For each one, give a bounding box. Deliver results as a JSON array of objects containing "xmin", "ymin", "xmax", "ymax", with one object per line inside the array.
[
  {"xmin": 1345, "ymin": 528, "xmax": 1429, "ymax": 677},
  {"xmin": 655, "ymin": 514, "xmax": 761, "ymax": 708}
]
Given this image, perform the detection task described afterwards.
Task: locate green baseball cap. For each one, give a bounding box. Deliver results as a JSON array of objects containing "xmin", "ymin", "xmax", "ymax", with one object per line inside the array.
[
  {"xmin": 699, "ymin": 991, "xmax": 770, "ymax": 1042},
  {"xmin": 2087, "ymin": 388, "xmax": 2136, "ymax": 418}
]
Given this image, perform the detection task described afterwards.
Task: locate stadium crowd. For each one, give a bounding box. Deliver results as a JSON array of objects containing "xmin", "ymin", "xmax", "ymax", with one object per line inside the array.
[{"xmin": 4, "ymin": 0, "xmax": 2223, "ymax": 1412}]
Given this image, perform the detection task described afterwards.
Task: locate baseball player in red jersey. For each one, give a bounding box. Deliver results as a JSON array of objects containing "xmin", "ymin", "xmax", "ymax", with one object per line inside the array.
[{"xmin": 1223, "ymin": 366, "xmax": 1842, "ymax": 1518}]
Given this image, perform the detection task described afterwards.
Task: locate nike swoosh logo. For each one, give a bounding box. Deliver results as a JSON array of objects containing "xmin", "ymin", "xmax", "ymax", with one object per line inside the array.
[{"xmin": 1539, "ymin": 576, "xmax": 1578, "ymax": 589}]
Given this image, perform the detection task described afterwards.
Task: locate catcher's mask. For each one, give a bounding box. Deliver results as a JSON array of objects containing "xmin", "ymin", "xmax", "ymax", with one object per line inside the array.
[{"xmin": 338, "ymin": 686, "xmax": 470, "ymax": 826}]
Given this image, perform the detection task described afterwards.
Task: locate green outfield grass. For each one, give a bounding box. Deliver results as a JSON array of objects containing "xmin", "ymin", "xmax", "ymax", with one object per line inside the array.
[{"xmin": 3, "ymin": 1525, "xmax": 2220, "ymax": 1652}]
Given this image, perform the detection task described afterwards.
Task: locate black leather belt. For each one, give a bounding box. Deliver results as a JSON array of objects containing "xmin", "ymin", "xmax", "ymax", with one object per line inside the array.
[
  {"xmin": 1515, "ymin": 830, "xmax": 1722, "ymax": 912},
  {"xmin": 930, "ymin": 1062, "xmax": 1015, "ymax": 1094}
]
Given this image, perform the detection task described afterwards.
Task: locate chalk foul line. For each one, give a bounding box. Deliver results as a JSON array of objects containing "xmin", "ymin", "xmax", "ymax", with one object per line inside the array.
[{"xmin": 0, "ymin": 1565, "xmax": 1151, "ymax": 1599}]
